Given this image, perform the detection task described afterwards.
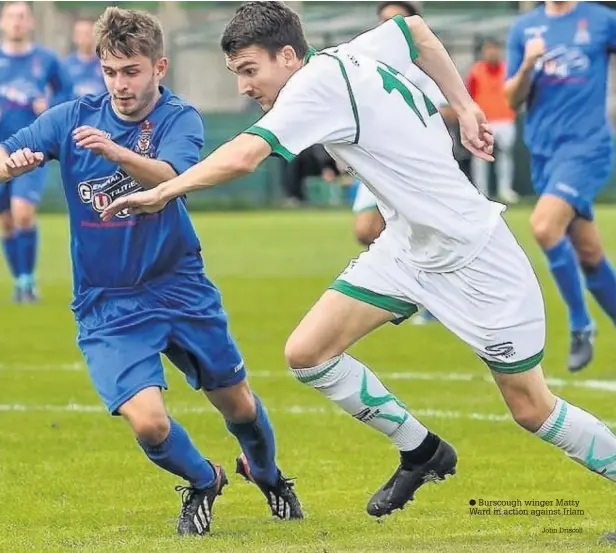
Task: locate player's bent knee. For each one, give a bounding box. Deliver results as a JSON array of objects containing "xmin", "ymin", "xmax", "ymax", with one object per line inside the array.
[
  {"xmin": 493, "ymin": 365, "xmax": 556, "ymax": 432},
  {"xmin": 509, "ymin": 403, "xmax": 551, "ymax": 433},
  {"xmin": 129, "ymin": 412, "xmax": 171, "ymax": 446},
  {"xmin": 12, "ymin": 212, "xmax": 36, "ymax": 230},
  {"xmin": 284, "ymin": 335, "xmax": 334, "ymax": 370},
  {"xmin": 575, "ymin": 242, "xmax": 604, "ymax": 268},
  {"xmin": 530, "ymin": 216, "xmax": 563, "ymax": 249},
  {"xmin": 207, "ymin": 382, "xmax": 257, "ymax": 423}
]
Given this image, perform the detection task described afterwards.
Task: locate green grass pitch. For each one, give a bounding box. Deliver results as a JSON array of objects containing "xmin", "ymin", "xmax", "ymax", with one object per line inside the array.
[{"xmin": 1, "ymin": 207, "xmax": 616, "ymax": 553}]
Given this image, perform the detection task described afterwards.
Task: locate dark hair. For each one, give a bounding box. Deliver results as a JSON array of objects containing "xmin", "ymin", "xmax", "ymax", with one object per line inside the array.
[
  {"xmin": 221, "ymin": 1, "xmax": 309, "ymax": 59},
  {"xmin": 95, "ymin": 6, "xmax": 164, "ymax": 62},
  {"xmin": 377, "ymin": 1, "xmax": 420, "ymax": 18}
]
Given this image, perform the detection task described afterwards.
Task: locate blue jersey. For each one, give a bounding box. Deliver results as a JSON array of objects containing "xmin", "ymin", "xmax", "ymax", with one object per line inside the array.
[
  {"xmin": 64, "ymin": 53, "xmax": 106, "ymax": 98},
  {"xmin": 506, "ymin": 2, "xmax": 616, "ymax": 157},
  {"xmin": 0, "ymin": 44, "xmax": 73, "ymax": 141},
  {"xmin": 1, "ymin": 86, "xmax": 205, "ymax": 305}
]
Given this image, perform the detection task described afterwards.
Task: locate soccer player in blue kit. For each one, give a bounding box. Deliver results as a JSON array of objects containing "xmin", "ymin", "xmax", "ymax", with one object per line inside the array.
[
  {"xmin": 64, "ymin": 17, "xmax": 106, "ymax": 98},
  {"xmin": 0, "ymin": 1, "xmax": 73, "ymax": 302},
  {"xmin": 506, "ymin": 0, "xmax": 616, "ymax": 373},
  {"xmin": 0, "ymin": 7, "xmax": 302, "ymax": 535}
]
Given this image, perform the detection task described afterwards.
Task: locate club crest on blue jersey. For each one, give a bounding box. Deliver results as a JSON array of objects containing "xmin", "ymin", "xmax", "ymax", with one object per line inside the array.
[
  {"xmin": 135, "ymin": 119, "xmax": 154, "ymax": 156},
  {"xmin": 574, "ymin": 19, "xmax": 591, "ymax": 45}
]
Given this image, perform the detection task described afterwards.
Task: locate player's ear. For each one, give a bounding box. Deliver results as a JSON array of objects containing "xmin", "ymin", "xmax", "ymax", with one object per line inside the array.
[
  {"xmin": 154, "ymin": 57, "xmax": 169, "ymax": 79},
  {"xmin": 280, "ymin": 45, "xmax": 298, "ymax": 67}
]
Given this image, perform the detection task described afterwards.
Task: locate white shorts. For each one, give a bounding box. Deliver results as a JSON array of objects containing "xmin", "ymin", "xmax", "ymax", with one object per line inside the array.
[
  {"xmin": 330, "ymin": 218, "xmax": 546, "ymax": 373},
  {"xmin": 352, "ymin": 181, "xmax": 378, "ymax": 214}
]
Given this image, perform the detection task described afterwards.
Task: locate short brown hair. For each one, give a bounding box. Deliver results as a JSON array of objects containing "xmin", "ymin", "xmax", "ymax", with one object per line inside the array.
[
  {"xmin": 94, "ymin": 6, "xmax": 164, "ymax": 62},
  {"xmin": 221, "ymin": 1, "xmax": 309, "ymax": 60}
]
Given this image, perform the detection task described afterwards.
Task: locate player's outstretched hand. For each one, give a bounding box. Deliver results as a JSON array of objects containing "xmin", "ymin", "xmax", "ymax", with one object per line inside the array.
[
  {"xmin": 73, "ymin": 126, "xmax": 124, "ymax": 163},
  {"xmin": 5, "ymin": 148, "xmax": 44, "ymax": 178},
  {"xmin": 101, "ymin": 187, "xmax": 168, "ymax": 221},
  {"xmin": 459, "ymin": 104, "xmax": 494, "ymax": 162}
]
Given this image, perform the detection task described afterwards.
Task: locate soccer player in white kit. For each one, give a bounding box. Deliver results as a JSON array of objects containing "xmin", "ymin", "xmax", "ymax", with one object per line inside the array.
[{"xmin": 99, "ymin": 1, "xmax": 616, "ymax": 525}]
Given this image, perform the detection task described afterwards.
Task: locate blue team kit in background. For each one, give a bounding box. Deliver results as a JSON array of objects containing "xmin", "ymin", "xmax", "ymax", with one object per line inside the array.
[{"xmin": 506, "ymin": 2, "xmax": 616, "ymax": 220}]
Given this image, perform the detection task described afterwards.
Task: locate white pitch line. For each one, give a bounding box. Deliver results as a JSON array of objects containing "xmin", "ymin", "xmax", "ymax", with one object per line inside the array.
[
  {"xmin": 5, "ymin": 363, "xmax": 615, "ymax": 394},
  {"xmin": 1, "ymin": 402, "xmax": 615, "ymax": 428},
  {"xmin": 0, "ymin": 362, "xmax": 84, "ymax": 371}
]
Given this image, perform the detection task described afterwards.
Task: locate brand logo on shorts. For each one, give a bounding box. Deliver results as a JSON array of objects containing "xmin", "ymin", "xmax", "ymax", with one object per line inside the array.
[
  {"xmin": 485, "ymin": 342, "xmax": 516, "ymax": 359},
  {"xmin": 555, "ymin": 183, "xmax": 579, "ymax": 198}
]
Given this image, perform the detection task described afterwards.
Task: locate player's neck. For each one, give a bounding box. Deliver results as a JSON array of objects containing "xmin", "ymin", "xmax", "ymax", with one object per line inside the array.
[
  {"xmin": 112, "ymin": 87, "xmax": 162, "ymax": 123},
  {"xmin": 545, "ymin": 1, "xmax": 578, "ymax": 16},
  {"xmin": 2, "ymin": 39, "xmax": 33, "ymax": 55}
]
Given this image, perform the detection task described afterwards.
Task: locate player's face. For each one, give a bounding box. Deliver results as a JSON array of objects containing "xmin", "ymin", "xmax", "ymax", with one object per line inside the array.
[
  {"xmin": 73, "ymin": 20, "xmax": 95, "ymax": 55},
  {"xmin": 0, "ymin": 2, "xmax": 33, "ymax": 43},
  {"xmin": 482, "ymin": 43, "xmax": 502, "ymax": 65},
  {"xmin": 226, "ymin": 45, "xmax": 300, "ymax": 112},
  {"xmin": 101, "ymin": 53, "xmax": 168, "ymax": 120}
]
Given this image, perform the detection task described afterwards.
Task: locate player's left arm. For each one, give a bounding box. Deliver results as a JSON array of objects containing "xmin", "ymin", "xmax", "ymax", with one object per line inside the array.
[{"xmin": 101, "ymin": 60, "xmax": 354, "ymax": 220}]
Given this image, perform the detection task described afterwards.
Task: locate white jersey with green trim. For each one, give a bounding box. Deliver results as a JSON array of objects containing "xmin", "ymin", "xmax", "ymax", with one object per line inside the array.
[{"xmin": 246, "ymin": 15, "xmax": 505, "ymax": 272}]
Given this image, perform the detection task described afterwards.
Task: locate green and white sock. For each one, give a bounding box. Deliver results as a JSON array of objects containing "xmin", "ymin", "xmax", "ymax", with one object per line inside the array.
[
  {"xmin": 536, "ymin": 397, "xmax": 616, "ymax": 481},
  {"xmin": 291, "ymin": 354, "xmax": 428, "ymax": 451}
]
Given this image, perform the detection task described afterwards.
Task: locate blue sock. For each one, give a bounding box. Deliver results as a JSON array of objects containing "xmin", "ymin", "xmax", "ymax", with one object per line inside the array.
[
  {"xmin": 2, "ymin": 235, "xmax": 19, "ymax": 279},
  {"xmin": 15, "ymin": 227, "xmax": 37, "ymax": 284},
  {"xmin": 582, "ymin": 258, "xmax": 616, "ymax": 326},
  {"xmin": 545, "ymin": 238, "xmax": 592, "ymax": 332},
  {"xmin": 139, "ymin": 417, "xmax": 215, "ymax": 489},
  {"xmin": 226, "ymin": 394, "xmax": 278, "ymax": 486}
]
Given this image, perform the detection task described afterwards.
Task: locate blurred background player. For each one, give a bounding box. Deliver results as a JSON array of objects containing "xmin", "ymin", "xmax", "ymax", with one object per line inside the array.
[
  {"xmin": 506, "ymin": 0, "xmax": 616, "ymax": 373},
  {"xmin": 64, "ymin": 17, "xmax": 106, "ymax": 98},
  {"xmin": 0, "ymin": 1, "xmax": 72, "ymax": 303},
  {"xmin": 280, "ymin": 143, "xmax": 341, "ymax": 208},
  {"xmin": 468, "ymin": 36, "xmax": 518, "ymax": 204}
]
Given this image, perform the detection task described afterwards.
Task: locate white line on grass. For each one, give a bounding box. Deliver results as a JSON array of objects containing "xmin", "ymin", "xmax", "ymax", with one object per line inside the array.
[
  {"xmin": 3, "ymin": 363, "xmax": 616, "ymax": 393},
  {"xmin": 1, "ymin": 402, "xmax": 616, "ymax": 428}
]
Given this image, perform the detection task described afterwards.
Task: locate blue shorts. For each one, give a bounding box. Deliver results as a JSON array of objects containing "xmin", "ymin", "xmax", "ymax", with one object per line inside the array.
[
  {"xmin": 75, "ymin": 271, "xmax": 246, "ymax": 415},
  {"xmin": 531, "ymin": 143, "xmax": 613, "ymax": 220},
  {"xmin": 0, "ymin": 165, "xmax": 48, "ymax": 211}
]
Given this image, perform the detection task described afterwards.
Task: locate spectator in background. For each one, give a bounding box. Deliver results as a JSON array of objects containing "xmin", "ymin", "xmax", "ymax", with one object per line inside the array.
[
  {"xmin": 0, "ymin": 1, "xmax": 72, "ymax": 302},
  {"xmin": 281, "ymin": 144, "xmax": 340, "ymax": 208},
  {"xmin": 467, "ymin": 37, "xmax": 518, "ymax": 204},
  {"xmin": 64, "ymin": 17, "xmax": 106, "ymax": 97}
]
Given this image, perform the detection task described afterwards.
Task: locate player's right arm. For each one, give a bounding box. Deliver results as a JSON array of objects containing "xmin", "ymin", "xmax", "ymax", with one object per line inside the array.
[
  {"xmin": 101, "ymin": 59, "xmax": 355, "ymax": 219},
  {"xmin": 0, "ymin": 103, "xmax": 67, "ymax": 183},
  {"xmin": 504, "ymin": 22, "xmax": 545, "ymax": 111}
]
